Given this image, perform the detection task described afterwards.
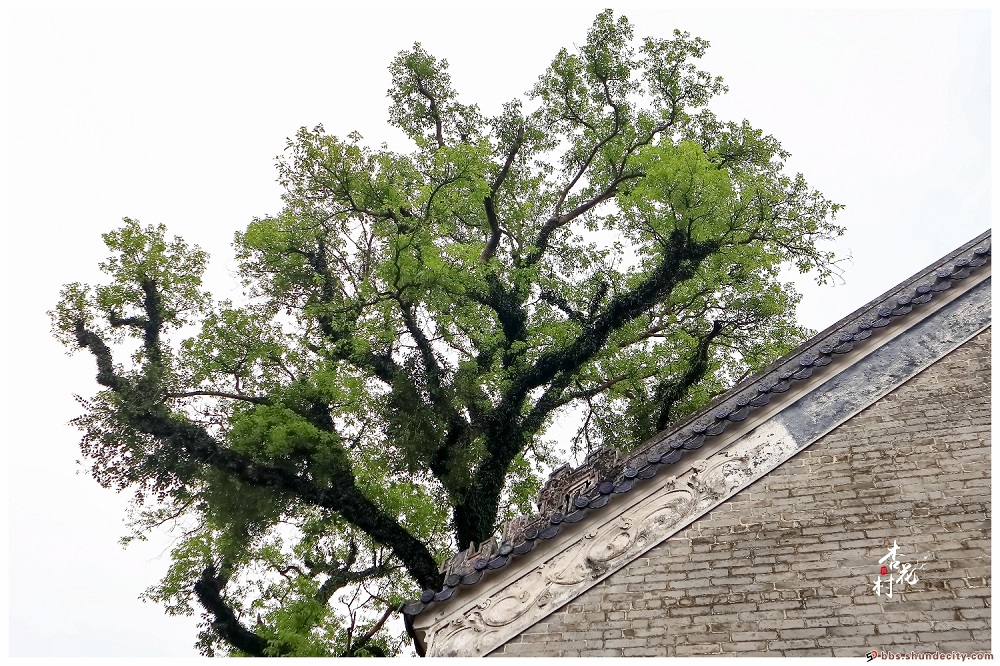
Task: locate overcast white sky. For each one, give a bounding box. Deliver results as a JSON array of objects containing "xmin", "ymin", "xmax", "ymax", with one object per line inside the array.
[{"xmin": 4, "ymin": 1, "xmax": 993, "ymax": 659}]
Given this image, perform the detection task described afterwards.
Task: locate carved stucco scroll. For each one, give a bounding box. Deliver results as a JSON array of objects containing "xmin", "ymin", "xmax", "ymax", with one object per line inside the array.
[{"xmin": 421, "ymin": 434, "xmax": 798, "ymax": 657}]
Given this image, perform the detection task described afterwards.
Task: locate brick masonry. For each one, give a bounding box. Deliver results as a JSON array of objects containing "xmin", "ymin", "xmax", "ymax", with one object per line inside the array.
[{"xmin": 489, "ymin": 327, "xmax": 991, "ymax": 657}]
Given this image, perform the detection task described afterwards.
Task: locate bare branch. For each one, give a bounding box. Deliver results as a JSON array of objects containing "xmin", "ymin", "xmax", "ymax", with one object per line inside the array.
[
  {"xmin": 340, "ymin": 606, "xmax": 394, "ymax": 657},
  {"xmin": 414, "ymin": 77, "xmax": 445, "ymax": 149},
  {"xmin": 554, "ymin": 367, "xmax": 660, "ymax": 409},
  {"xmin": 165, "ymin": 390, "xmax": 272, "ymax": 406},
  {"xmin": 490, "ymin": 126, "xmax": 524, "ymax": 198},
  {"xmin": 527, "ymin": 171, "xmax": 644, "ymax": 266}
]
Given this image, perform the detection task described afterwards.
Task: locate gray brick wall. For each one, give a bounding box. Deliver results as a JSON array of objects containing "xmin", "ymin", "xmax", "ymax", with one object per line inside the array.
[{"xmin": 489, "ymin": 328, "xmax": 991, "ymax": 657}]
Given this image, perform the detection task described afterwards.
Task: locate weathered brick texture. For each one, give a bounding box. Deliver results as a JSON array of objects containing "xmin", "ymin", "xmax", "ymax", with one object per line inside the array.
[{"xmin": 489, "ymin": 328, "xmax": 991, "ymax": 657}]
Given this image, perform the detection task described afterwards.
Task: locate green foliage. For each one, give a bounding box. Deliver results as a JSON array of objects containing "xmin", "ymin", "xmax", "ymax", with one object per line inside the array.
[{"xmin": 51, "ymin": 10, "xmax": 841, "ymax": 657}]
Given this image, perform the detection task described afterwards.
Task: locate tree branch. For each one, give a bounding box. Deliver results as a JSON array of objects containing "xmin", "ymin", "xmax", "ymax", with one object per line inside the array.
[
  {"xmin": 194, "ymin": 566, "xmax": 270, "ymax": 657},
  {"xmin": 518, "ymin": 232, "xmax": 717, "ymax": 399},
  {"xmin": 467, "ymin": 272, "xmax": 529, "ymax": 360},
  {"xmin": 73, "ymin": 321, "xmax": 126, "ymax": 392},
  {"xmin": 653, "ymin": 319, "xmax": 724, "ymax": 431},
  {"xmin": 108, "ymin": 313, "xmax": 146, "ymax": 329},
  {"xmin": 414, "ymin": 77, "xmax": 445, "ymax": 149},
  {"xmin": 456, "ymin": 230, "xmax": 719, "ymax": 545},
  {"xmin": 294, "ymin": 239, "xmax": 404, "ymax": 388},
  {"xmin": 395, "ymin": 299, "xmax": 476, "ymax": 492},
  {"xmin": 551, "ymin": 78, "xmax": 625, "ymax": 217},
  {"xmin": 138, "ymin": 277, "xmax": 164, "ymax": 359},
  {"xmin": 74, "ymin": 320, "xmax": 444, "ymax": 591},
  {"xmin": 490, "ymin": 126, "xmax": 524, "ymax": 198},
  {"xmin": 527, "ymin": 171, "xmax": 644, "ymax": 266},
  {"xmin": 479, "ymin": 125, "xmax": 527, "ymax": 262},
  {"xmin": 165, "ymin": 390, "xmax": 272, "ymax": 406},
  {"xmin": 315, "ymin": 561, "xmax": 393, "ymax": 606},
  {"xmin": 341, "ymin": 606, "xmax": 393, "ymax": 657},
  {"xmin": 480, "ymin": 196, "xmax": 501, "ymax": 263},
  {"xmin": 539, "ymin": 288, "xmax": 586, "ymax": 324},
  {"xmin": 553, "ymin": 367, "xmax": 660, "ymax": 409}
]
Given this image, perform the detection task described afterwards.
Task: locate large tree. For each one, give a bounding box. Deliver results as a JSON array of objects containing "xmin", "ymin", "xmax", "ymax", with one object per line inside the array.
[{"xmin": 52, "ymin": 11, "xmax": 841, "ymax": 657}]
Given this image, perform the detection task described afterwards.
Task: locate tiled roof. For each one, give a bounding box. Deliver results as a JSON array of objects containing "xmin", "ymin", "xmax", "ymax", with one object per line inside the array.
[{"xmin": 402, "ymin": 231, "xmax": 991, "ymax": 623}]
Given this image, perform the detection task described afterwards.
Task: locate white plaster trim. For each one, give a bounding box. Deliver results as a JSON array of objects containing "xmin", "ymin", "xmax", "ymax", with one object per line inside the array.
[{"xmin": 421, "ymin": 420, "xmax": 798, "ymax": 657}]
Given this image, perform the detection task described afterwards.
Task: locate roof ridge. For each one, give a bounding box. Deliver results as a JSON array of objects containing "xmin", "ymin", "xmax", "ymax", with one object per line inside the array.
[{"xmin": 624, "ymin": 228, "xmax": 993, "ymax": 466}]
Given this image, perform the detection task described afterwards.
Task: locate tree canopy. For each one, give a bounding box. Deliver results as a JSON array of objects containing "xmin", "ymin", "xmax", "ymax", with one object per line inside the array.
[{"xmin": 52, "ymin": 10, "xmax": 841, "ymax": 657}]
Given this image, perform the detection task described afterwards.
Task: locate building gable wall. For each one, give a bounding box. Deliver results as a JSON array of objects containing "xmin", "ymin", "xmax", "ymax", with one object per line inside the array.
[{"xmin": 488, "ymin": 328, "xmax": 991, "ymax": 657}]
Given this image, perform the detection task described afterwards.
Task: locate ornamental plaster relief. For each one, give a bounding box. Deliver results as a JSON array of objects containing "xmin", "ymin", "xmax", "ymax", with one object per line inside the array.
[{"xmin": 422, "ymin": 422, "xmax": 799, "ymax": 657}]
